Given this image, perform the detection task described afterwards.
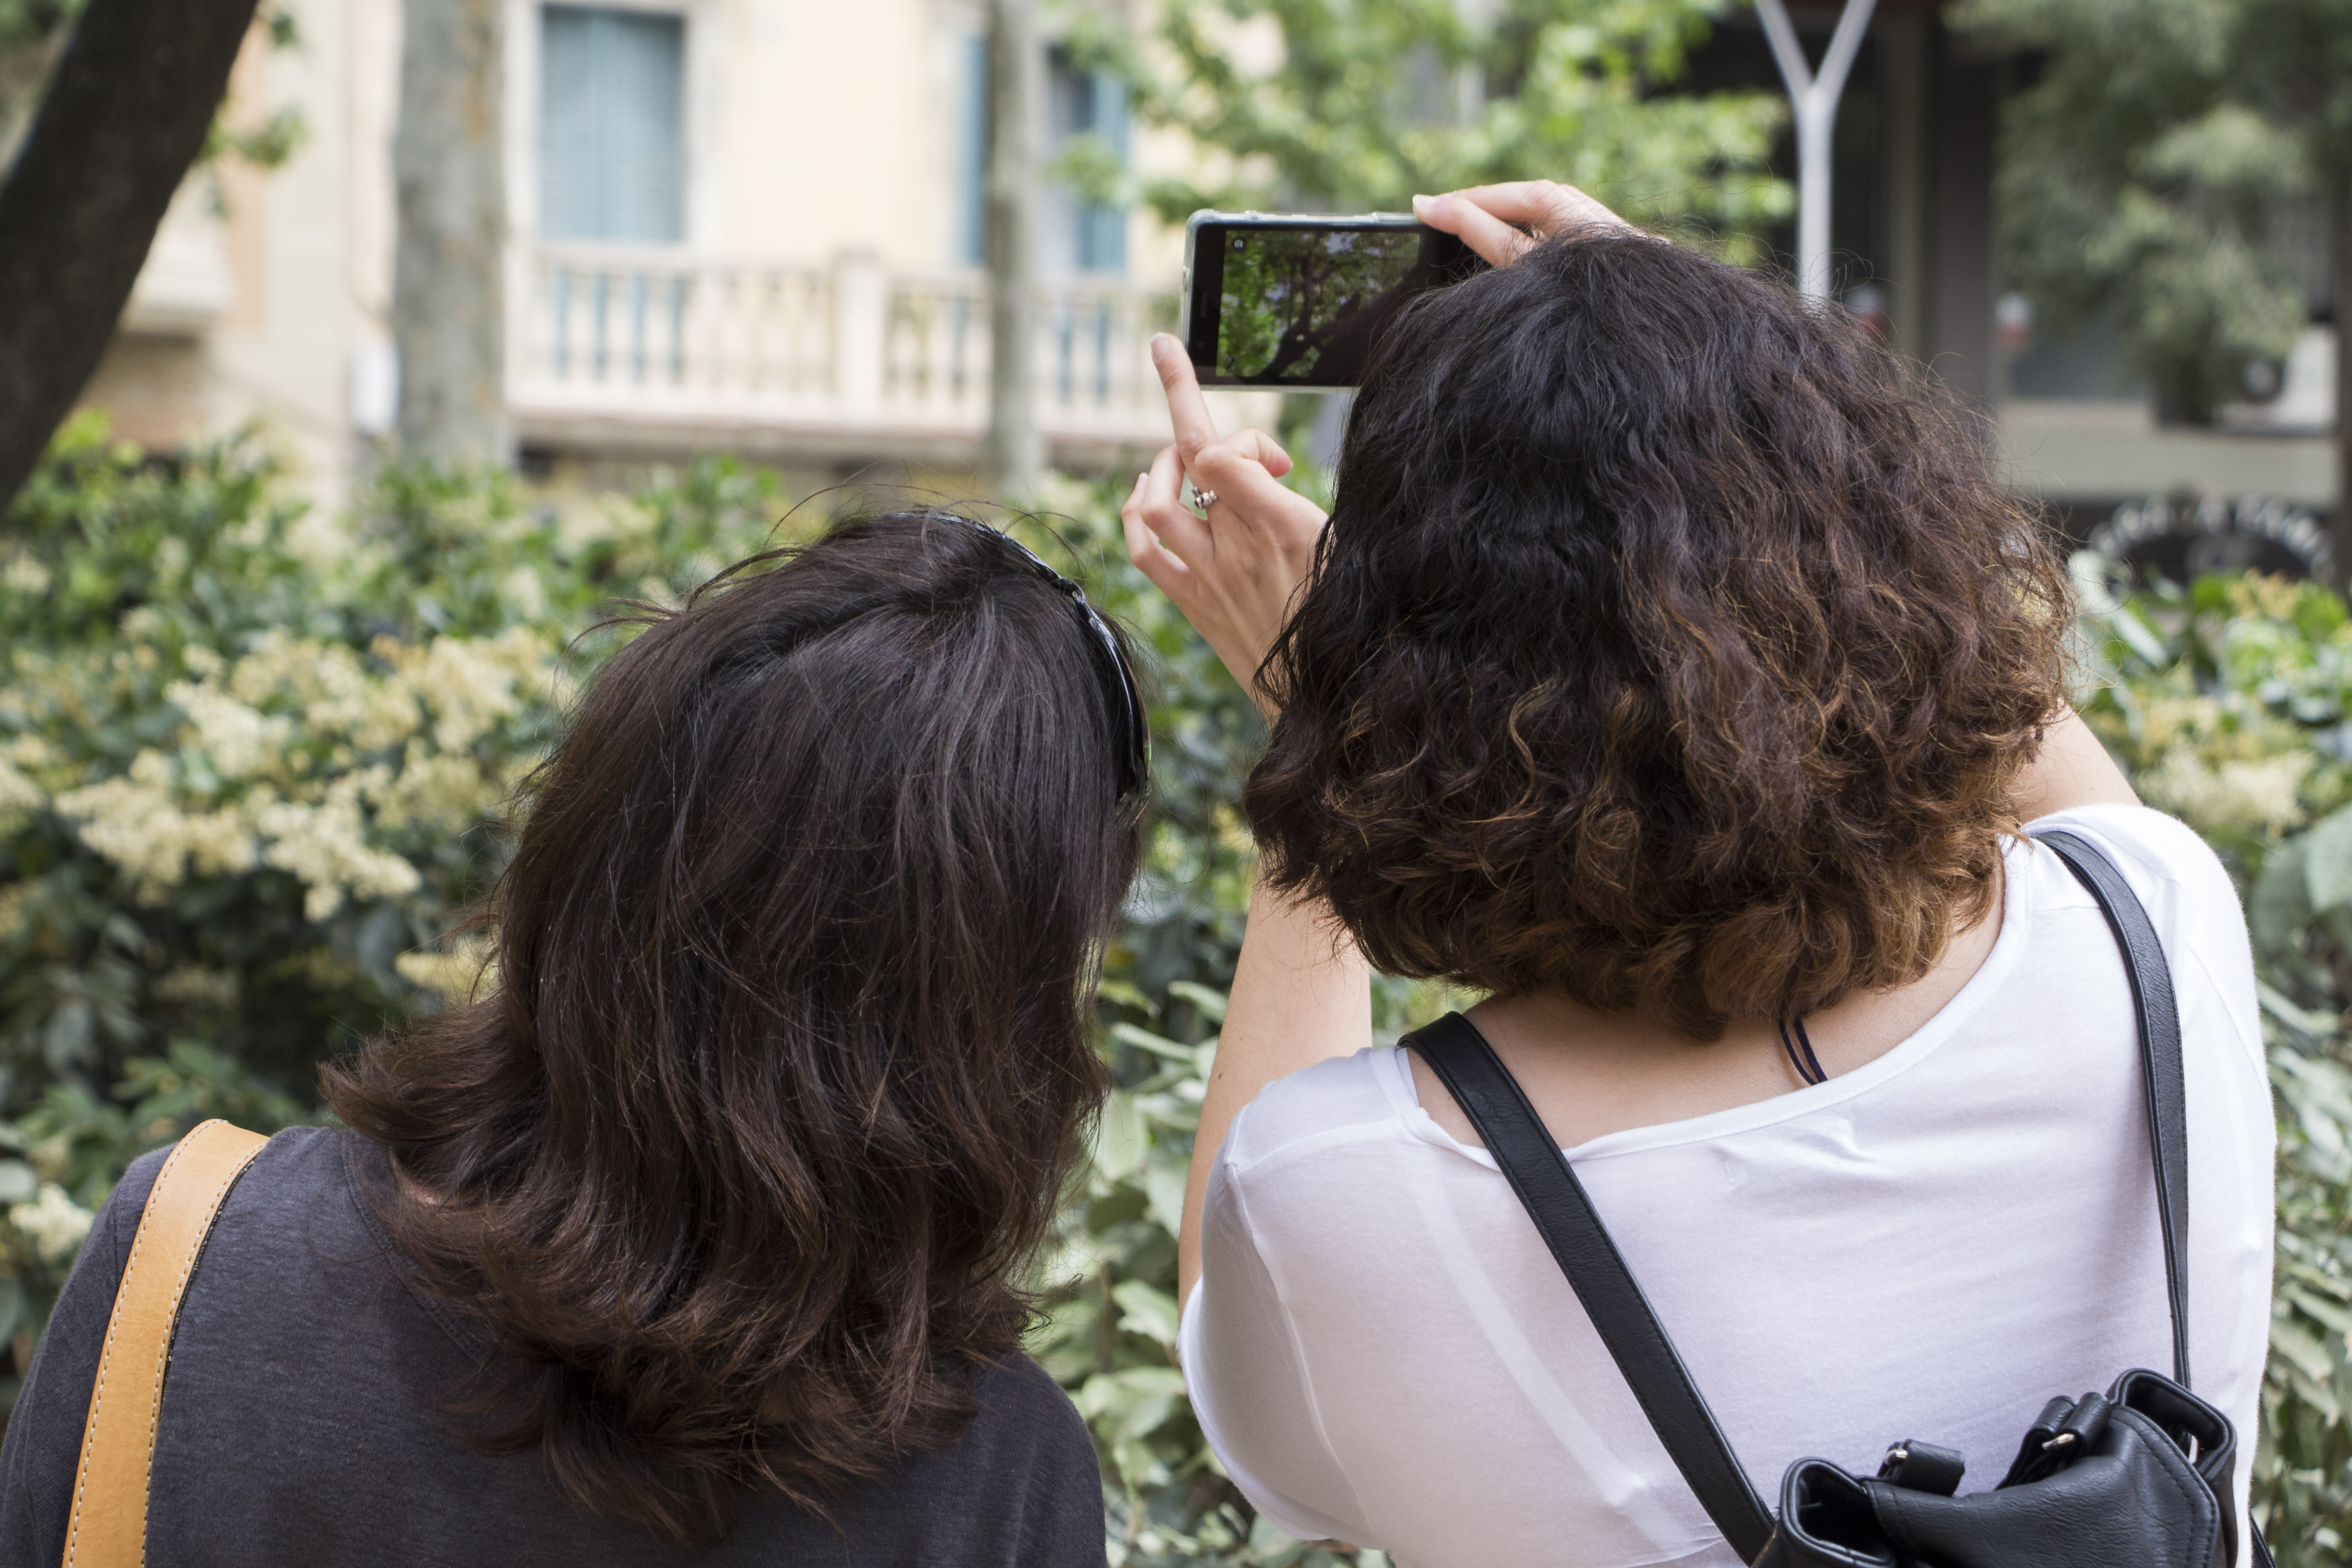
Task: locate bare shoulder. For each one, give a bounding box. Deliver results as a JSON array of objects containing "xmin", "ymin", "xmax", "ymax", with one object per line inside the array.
[{"xmin": 2012, "ymin": 708, "xmax": 2138, "ymax": 821}]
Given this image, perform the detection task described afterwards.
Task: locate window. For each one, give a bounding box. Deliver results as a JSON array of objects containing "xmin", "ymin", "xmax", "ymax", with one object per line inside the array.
[
  {"xmin": 1049, "ymin": 49, "xmax": 1127, "ymax": 273},
  {"xmin": 540, "ymin": 6, "xmax": 686, "ymax": 243},
  {"xmin": 960, "ymin": 35, "xmax": 988, "ymax": 266},
  {"xmin": 958, "ymin": 41, "xmax": 1130, "ymax": 273}
]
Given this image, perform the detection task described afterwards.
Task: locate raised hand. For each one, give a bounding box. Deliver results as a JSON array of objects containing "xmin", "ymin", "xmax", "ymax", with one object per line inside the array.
[
  {"xmin": 1410, "ymin": 180, "xmax": 1634, "ymax": 267},
  {"xmin": 1121, "ymin": 334, "xmax": 1331, "ymax": 718}
]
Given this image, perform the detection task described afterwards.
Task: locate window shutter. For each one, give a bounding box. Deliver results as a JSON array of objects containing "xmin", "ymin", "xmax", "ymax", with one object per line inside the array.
[
  {"xmin": 961, "ymin": 34, "xmax": 989, "ymax": 267},
  {"xmin": 1077, "ymin": 71, "xmax": 1127, "ymax": 273},
  {"xmin": 539, "ymin": 6, "xmax": 686, "ymax": 243},
  {"xmin": 539, "ymin": 9, "xmax": 601, "ymax": 239}
]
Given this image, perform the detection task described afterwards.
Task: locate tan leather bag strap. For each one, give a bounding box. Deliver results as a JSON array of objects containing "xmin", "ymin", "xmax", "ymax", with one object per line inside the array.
[{"xmin": 62, "ymin": 1119, "xmax": 268, "ymax": 1568}]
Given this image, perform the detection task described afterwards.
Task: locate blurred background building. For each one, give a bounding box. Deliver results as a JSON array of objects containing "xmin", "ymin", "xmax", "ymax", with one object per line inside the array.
[
  {"xmin": 52, "ymin": 0, "xmax": 2347, "ymax": 558},
  {"xmin": 74, "ymin": 0, "xmax": 1189, "ymax": 508}
]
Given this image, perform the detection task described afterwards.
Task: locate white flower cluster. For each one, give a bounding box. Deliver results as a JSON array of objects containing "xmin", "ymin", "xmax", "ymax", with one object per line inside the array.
[
  {"xmin": 9, "ymin": 1182, "xmax": 93, "ymax": 1265},
  {"xmin": 394, "ymin": 931, "xmax": 499, "ymax": 1003},
  {"xmin": 32, "ymin": 625, "xmax": 555, "ymax": 920},
  {"xmin": 251, "ymin": 776, "xmax": 426, "ymax": 919},
  {"xmin": 152, "ymin": 965, "xmax": 240, "ymax": 1010},
  {"xmin": 0, "ymin": 551, "xmax": 49, "ymax": 596},
  {"xmin": 2122, "ymin": 691, "xmax": 2316, "ymax": 839},
  {"xmin": 57, "ymin": 754, "xmax": 256, "ymax": 901},
  {"xmin": 166, "ymin": 679, "xmax": 289, "ymax": 781},
  {"xmin": 2141, "ymin": 748, "xmax": 2312, "ymax": 838},
  {"xmin": 390, "ymin": 630, "xmax": 549, "ymax": 751}
]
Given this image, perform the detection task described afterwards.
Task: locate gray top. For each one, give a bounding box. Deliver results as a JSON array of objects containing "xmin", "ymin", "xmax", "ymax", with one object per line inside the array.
[{"xmin": 0, "ymin": 1126, "xmax": 1108, "ymax": 1565}]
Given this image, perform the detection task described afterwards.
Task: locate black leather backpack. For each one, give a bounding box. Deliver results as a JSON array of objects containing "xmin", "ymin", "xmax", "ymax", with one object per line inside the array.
[{"xmin": 1404, "ymin": 831, "xmax": 2273, "ymax": 1567}]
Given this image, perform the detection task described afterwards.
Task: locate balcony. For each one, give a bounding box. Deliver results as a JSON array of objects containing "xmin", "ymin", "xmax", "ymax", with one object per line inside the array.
[{"xmin": 509, "ymin": 245, "xmax": 1183, "ymax": 470}]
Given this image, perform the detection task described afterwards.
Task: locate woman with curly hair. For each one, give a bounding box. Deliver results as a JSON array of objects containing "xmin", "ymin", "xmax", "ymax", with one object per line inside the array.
[
  {"xmin": 1121, "ymin": 185, "xmax": 2273, "ymax": 1566},
  {"xmin": 0, "ymin": 514, "xmax": 1142, "ymax": 1564}
]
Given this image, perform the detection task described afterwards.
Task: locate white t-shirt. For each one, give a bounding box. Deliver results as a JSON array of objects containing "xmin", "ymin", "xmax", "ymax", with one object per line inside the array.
[{"xmin": 1178, "ymin": 805, "xmax": 2276, "ymax": 1568}]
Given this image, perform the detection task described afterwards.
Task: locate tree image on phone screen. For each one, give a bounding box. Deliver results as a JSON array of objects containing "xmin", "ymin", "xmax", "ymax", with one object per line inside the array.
[{"xmin": 1216, "ymin": 228, "xmax": 1426, "ymax": 383}]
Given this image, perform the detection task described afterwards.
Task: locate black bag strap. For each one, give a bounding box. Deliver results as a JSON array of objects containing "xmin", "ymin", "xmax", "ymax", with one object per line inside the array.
[
  {"xmin": 1404, "ymin": 828, "xmax": 2190, "ymax": 1563},
  {"xmin": 2034, "ymin": 828, "xmax": 2191, "ymax": 1387},
  {"xmin": 1409, "ymin": 1008, "xmax": 1780, "ymax": 1560}
]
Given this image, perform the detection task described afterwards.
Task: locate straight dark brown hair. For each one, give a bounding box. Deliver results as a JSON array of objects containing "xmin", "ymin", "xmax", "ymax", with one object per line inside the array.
[{"xmin": 325, "ymin": 512, "xmax": 1143, "ymax": 1544}]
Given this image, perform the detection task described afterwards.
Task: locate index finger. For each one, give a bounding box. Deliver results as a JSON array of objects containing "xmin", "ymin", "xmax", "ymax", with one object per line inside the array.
[
  {"xmin": 1412, "ymin": 191, "xmax": 1539, "ymax": 267},
  {"xmin": 1149, "ymin": 334, "xmax": 1221, "ymax": 461}
]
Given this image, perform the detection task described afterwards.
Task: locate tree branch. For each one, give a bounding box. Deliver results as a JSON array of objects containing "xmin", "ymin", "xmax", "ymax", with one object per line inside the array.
[{"xmin": 0, "ymin": 0, "xmax": 261, "ymax": 517}]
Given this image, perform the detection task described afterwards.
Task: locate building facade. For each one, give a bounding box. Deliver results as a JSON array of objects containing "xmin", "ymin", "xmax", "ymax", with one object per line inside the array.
[
  {"xmin": 77, "ymin": 0, "xmax": 1194, "ymax": 509},
  {"xmin": 63, "ymin": 0, "xmax": 2343, "ymax": 551}
]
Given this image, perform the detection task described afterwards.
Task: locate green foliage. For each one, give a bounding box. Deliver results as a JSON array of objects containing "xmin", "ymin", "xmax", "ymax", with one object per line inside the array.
[
  {"xmin": 0, "ymin": 419, "xmax": 785, "ymax": 1122},
  {"xmin": 1955, "ymin": 0, "xmax": 2352, "ymax": 422},
  {"xmin": 2077, "ymin": 566, "xmax": 2352, "ymax": 1561},
  {"xmin": 202, "ymin": 103, "xmax": 308, "ymax": 175},
  {"xmin": 0, "ymin": 0, "xmax": 73, "ymax": 59},
  {"xmin": 0, "ymin": 1039, "xmax": 308, "ymax": 1407},
  {"xmin": 1014, "ymin": 483, "xmax": 1275, "ymax": 1561},
  {"xmin": 11, "ymin": 429, "xmax": 2352, "ymax": 1558},
  {"xmin": 0, "ymin": 0, "xmax": 306, "ymax": 184},
  {"xmin": 1014, "ymin": 477, "xmax": 1469, "ymax": 1565},
  {"xmin": 0, "ymin": 418, "xmax": 791, "ymax": 1401},
  {"xmin": 1095, "ymin": 0, "xmax": 1790, "ymax": 260}
]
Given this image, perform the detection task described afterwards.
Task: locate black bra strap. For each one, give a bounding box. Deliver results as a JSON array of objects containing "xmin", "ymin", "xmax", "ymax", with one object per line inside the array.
[
  {"xmin": 1402, "ymin": 828, "xmax": 2189, "ymax": 1562},
  {"xmin": 1778, "ymin": 1017, "xmax": 1827, "ymax": 1085}
]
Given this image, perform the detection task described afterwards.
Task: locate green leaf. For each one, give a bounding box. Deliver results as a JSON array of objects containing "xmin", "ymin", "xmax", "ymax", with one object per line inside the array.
[
  {"xmin": 1109, "ymin": 1022, "xmax": 1200, "ymax": 1065},
  {"xmin": 2108, "ymin": 606, "xmax": 2172, "ymax": 668},
  {"xmin": 2270, "ymin": 1316, "xmax": 2342, "ymax": 1385},
  {"xmin": 1092, "ymin": 1091, "xmax": 1149, "ymax": 1182},
  {"xmin": 1144, "ymin": 1151, "xmax": 1190, "ymax": 1239},
  {"xmin": 1112, "ymin": 1278, "xmax": 1184, "ymax": 1348},
  {"xmin": 1166, "ymin": 980, "xmax": 1229, "ymax": 1024},
  {"xmin": 2304, "ymin": 806, "xmax": 2352, "ymax": 914},
  {"xmin": 2252, "ymin": 842, "xmax": 2316, "ymax": 955},
  {"xmin": 2259, "ymin": 982, "xmax": 2339, "ymax": 1043},
  {"xmin": 2285, "ymin": 1363, "xmax": 2343, "ymax": 1425},
  {"xmin": 2281, "ymin": 1284, "xmax": 2352, "ymax": 1338},
  {"xmin": 1078, "ymin": 1365, "xmax": 1189, "ymax": 1441},
  {"xmin": 1096, "ymin": 980, "xmax": 1158, "ymax": 1018}
]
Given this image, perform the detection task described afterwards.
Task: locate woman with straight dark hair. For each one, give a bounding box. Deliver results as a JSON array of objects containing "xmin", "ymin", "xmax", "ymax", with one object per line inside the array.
[
  {"xmin": 1121, "ymin": 186, "xmax": 2274, "ymax": 1565},
  {"xmin": 0, "ymin": 512, "xmax": 1142, "ymax": 1564}
]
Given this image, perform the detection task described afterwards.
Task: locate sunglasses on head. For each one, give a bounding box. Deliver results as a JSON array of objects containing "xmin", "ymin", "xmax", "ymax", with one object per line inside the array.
[{"xmin": 927, "ymin": 514, "xmax": 1151, "ymax": 813}]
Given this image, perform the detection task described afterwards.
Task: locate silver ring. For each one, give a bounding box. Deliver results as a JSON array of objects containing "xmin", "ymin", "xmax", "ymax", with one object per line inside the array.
[{"xmin": 1189, "ymin": 484, "xmax": 1219, "ymax": 511}]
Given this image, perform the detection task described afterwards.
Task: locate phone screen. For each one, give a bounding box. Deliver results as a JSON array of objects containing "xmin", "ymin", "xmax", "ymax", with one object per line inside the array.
[{"xmin": 1186, "ymin": 220, "xmax": 1483, "ymax": 389}]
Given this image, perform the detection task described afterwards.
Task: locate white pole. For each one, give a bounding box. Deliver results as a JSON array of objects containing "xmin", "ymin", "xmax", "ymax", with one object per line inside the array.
[{"xmin": 1754, "ymin": 0, "xmax": 1878, "ymax": 301}]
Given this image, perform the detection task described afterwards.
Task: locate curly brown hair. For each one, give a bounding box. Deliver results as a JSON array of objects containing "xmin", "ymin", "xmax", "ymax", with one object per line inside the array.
[{"xmin": 1247, "ymin": 234, "xmax": 2072, "ymax": 1039}]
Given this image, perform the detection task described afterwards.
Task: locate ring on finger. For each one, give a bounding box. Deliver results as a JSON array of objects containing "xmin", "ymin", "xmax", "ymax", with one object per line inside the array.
[{"xmin": 1189, "ymin": 483, "xmax": 1219, "ymax": 511}]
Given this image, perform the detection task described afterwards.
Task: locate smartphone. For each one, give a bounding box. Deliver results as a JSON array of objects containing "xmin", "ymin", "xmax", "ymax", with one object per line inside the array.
[{"xmin": 1181, "ymin": 211, "xmax": 1486, "ymax": 391}]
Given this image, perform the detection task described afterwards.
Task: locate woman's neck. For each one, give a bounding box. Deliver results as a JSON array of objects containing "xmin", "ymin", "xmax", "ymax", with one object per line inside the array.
[{"xmin": 1410, "ymin": 858, "xmax": 2008, "ymax": 1149}]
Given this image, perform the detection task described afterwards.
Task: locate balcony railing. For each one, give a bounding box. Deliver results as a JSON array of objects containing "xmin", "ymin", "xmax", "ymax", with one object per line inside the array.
[{"xmin": 510, "ymin": 245, "xmax": 1180, "ymax": 459}]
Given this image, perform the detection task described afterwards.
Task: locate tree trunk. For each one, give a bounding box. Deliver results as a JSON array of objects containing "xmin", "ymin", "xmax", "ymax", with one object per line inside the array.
[
  {"xmin": 984, "ymin": 0, "xmax": 1043, "ymax": 500},
  {"xmin": 392, "ymin": 0, "xmax": 508, "ymax": 467},
  {"xmin": 0, "ymin": 0, "xmax": 260, "ymax": 518},
  {"xmin": 2336, "ymin": 180, "xmax": 2352, "ymax": 593}
]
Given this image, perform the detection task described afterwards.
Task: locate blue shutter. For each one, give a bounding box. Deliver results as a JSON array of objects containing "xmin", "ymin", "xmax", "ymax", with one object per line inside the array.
[
  {"xmin": 540, "ymin": 6, "xmax": 686, "ymax": 243},
  {"xmin": 539, "ymin": 9, "xmax": 601, "ymax": 238},
  {"xmin": 961, "ymin": 34, "xmax": 989, "ymax": 267},
  {"xmin": 1076, "ymin": 72, "xmax": 1127, "ymax": 273}
]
